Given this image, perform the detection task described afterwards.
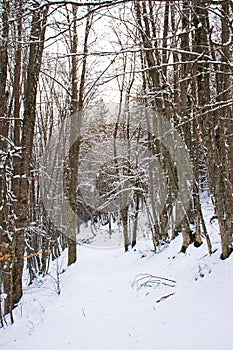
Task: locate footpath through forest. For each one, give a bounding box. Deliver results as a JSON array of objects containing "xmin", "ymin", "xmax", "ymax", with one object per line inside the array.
[{"xmin": 0, "ymin": 200, "xmax": 233, "ymax": 350}]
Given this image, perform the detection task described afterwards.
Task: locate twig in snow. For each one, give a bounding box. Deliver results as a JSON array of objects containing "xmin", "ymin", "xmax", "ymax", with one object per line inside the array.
[{"xmin": 156, "ymin": 293, "xmax": 175, "ymax": 303}]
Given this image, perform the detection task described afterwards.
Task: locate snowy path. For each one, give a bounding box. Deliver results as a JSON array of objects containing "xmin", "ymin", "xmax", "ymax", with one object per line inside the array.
[{"xmin": 1, "ymin": 236, "xmax": 233, "ymax": 350}]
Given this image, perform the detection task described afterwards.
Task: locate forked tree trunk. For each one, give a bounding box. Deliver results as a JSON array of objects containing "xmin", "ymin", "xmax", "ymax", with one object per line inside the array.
[{"xmin": 67, "ymin": 7, "xmax": 93, "ymax": 265}]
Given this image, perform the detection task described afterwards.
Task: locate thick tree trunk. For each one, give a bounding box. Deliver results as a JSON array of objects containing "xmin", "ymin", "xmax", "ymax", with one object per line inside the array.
[
  {"xmin": 12, "ymin": 6, "xmax": 49, "ymax": 306},
  {"xmin": 192, "ymin": 0, "xmax": 232, "ymax": 259},
  {"xmin": 0, "ymin": 0, "xmax": 13, "ymax": 322}
]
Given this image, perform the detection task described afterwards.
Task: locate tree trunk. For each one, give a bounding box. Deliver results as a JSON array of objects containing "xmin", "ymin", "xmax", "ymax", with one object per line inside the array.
[{"xmin": 12, "ymin": 5, "xmax": 49, "ymax": 306}]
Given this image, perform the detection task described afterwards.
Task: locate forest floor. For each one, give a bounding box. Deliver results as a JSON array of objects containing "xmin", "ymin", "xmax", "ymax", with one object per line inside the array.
[{"xmin": 0, "ymin": 197, "xmax": 233, "ymax": 350}]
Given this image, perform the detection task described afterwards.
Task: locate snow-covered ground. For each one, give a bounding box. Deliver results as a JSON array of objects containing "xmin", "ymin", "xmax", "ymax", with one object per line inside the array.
[{"xmin": 0, "ymin": 199, "xmax": 233, "ymax": 350}]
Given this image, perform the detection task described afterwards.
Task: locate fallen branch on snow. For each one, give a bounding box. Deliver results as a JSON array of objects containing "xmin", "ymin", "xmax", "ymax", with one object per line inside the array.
[{"xmin": 131, "ymin": 273, "xmax": 176, "ymax": 290}]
